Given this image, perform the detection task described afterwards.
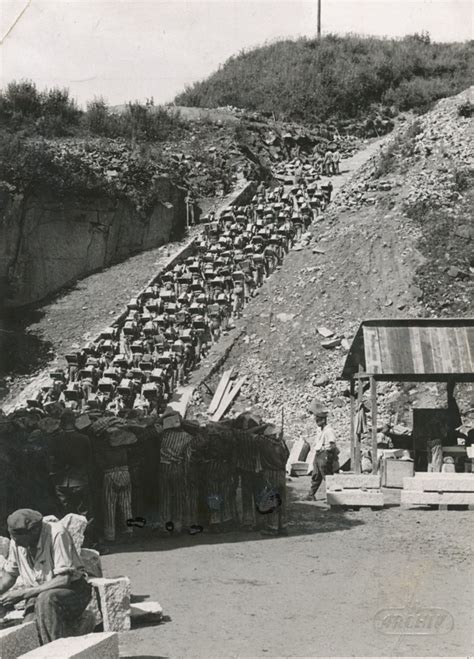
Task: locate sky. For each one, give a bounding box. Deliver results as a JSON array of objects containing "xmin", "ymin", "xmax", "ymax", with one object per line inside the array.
[{"xmin": 1, "ymin": 0, "xmax": 472, "ymax": 107}]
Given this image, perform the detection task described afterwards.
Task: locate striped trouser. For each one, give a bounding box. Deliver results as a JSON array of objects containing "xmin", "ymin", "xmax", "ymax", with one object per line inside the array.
[
  {"xmin": 206, "ymin": 461, "xmax": 237, "ymax": 525},
  {"xmin": 260, "ymin": 469, "xmax": 287, "ymax": 531},
  {"xmin": 158, "ymin": 462, "xmax": 185, "ymax": 530},
  {"xmin": 102, "ymin": 467, "xmax": 133, "ymax": 542}
]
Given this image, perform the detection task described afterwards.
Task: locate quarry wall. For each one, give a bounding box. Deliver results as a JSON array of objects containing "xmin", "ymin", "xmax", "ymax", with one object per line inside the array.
[{"xmin": 0, "ymin": 176, "xmax": 186, "ymax": 308}]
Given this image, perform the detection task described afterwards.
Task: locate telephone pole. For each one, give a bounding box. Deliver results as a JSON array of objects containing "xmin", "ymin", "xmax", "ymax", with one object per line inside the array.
[{"xmin": 317, "ymin": 0, "xmax": 321, "ymax": 39}]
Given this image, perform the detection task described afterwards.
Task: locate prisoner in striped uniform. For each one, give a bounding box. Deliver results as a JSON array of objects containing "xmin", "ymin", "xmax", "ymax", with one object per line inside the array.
[
  {"xmin": 257, "ymin": 424, "xmax": 289, "ymax": 536},
  {"xmin": 204, "ymin": 425, "xmax": 238, "ymax": 531},
  {"xmin": 158, "ymin": 418, "xmax": 194, "ymax": 532},
  {"xmin": 231, "ymin": 424, "xmax": 263, "ymax": 531},
  {"xmin": 97, "ymin": 428, "xmax": 136, "ymax": 543}
]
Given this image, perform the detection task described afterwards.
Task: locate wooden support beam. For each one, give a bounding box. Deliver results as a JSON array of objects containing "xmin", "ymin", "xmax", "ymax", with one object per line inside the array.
[
  {"xmin": 370, "ymin": 376, "xmax": 378, "ymax": 475},
  {"xmin": 355, "ymin": 366, "xmax": 363, "ymax": 474},
  {"xmin": 349, "ymin": 378, "xmax": 355, "ymax": 469}
]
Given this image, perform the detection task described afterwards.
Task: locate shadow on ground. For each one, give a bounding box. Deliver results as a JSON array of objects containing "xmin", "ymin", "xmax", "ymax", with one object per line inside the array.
[{"xmin": 107, "ymin": 480, "xmax": 365, "ymax": 555}]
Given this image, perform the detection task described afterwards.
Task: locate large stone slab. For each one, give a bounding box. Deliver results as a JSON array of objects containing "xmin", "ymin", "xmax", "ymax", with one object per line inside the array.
[
  {"xmin": 89, "ymin": 577, "xmax": 131, "ymax": 632},
  {"xmin": 0, "ymin": 621, "xmax": 39, "ymax": 658},
  {"xmin": 326, "ymin": 474, "xmax": 381, "ymax": 491},
  {"xmin": 403, "ymin": 476, "xmax": 474, "ymax": 492},
  {"xmin": 401, "ymin": 491, "xmax": 474, "ymax": 506},
  {"xmin": 327, "ymin": 490, "xmax": 384, "ymax": 507},
  {"xmin": 19, "ymin": 632, "xmax": 118, "ymax": 659}
]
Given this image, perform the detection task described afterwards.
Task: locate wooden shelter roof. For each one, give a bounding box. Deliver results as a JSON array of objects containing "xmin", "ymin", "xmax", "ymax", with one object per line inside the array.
[{"xmin": 341, "ymin": 318, "xmax": 474, "ymax": 382}]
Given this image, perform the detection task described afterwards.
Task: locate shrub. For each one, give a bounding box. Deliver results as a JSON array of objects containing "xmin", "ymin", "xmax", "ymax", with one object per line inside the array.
[{"xmin": 175, "ymin": 34, "xmax": 473, "ymax": 124}]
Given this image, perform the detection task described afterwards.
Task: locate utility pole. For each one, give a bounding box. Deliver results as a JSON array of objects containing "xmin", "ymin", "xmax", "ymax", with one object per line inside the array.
[{"xmin": 317, "ymin": 0, "xmax": 321, "ymax": 39}]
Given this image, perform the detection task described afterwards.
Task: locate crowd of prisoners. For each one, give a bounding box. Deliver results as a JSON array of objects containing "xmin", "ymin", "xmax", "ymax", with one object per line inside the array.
[{"xmin": 31, "ymin": 160, "xmax": 335, "ymax": 418}]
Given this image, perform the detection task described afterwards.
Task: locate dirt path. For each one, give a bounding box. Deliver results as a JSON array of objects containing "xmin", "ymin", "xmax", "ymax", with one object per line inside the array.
[{"xmin": 107, "ymin": 476, "xmax": 473, "ymax": 658}]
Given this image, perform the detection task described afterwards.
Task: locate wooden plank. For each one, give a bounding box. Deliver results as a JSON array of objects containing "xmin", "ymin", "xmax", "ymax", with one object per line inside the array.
[
  {"xmin": 211, "ymin": 376, "xmax": 246, "ymax": 422},
  {"xmin": 401, "ymin": 491, "xmax": 474, "ymax": 506},
  {"xmin": 326, "ymin": 474, "xmax": 381, "ymax": 490},
  {"xmin": 409, "ymin": 326, "xmax": 425, "ymax": 375},
  {"xmin": 363, "ymin": 326, "xmax": 382, "ymax": 374},
  {"xmin": 327, "ymin": 490, "xmax": 384, "ymax": 507},
  {"xmin": 377, "ymin": 326, "xmax": 394, "ymax": 373},
  {"xmin": 207, "ymin": 368, "xmax": 234, "ymax": 415}
]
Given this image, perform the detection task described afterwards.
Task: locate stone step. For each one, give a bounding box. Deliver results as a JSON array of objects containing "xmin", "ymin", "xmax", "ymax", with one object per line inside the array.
[{"xmin": 19, "ymin": 632, "xmax": 118, "ymax": 659}]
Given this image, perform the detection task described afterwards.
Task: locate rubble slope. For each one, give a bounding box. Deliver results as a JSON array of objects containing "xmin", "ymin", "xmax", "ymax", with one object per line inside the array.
[{"xmin": 189, "ymin": 88, "xmax": 473, "ymax": 445}]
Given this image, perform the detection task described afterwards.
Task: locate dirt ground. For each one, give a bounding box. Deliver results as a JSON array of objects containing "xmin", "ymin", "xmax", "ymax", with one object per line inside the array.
[{"xmin": 107, "ymin": 474, "xmax": 473, "ymax": 658}]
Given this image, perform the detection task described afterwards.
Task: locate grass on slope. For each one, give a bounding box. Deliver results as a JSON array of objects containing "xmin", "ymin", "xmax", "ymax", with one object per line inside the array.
[{"xmin": 175, "ymin": 33, "xmax": 474, "ymax": 124}]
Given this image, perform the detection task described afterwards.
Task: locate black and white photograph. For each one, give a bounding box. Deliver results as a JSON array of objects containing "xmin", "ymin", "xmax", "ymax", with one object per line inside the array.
[{"xmin": 0, "ymin": 1, "xmax": 472, "ymax": 657}]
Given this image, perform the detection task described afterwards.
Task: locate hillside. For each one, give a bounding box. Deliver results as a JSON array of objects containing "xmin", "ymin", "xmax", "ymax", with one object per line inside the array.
[
  {"xmin": 175, "ymin": 34, "xmax": 474, "ymax": 127},
  {"xmin": 187, "ymin": 87, "xmax": 473, "ymax": 448}
]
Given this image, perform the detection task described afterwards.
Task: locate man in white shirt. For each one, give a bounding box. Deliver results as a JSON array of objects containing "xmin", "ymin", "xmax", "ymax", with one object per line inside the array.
[
  {"xmin": 304, "ymin": 402, "xmax": 339, "ymax": 501},
  {"xmin": 0, "ymin": 509, "xmax": 91, "ymax": 645}
]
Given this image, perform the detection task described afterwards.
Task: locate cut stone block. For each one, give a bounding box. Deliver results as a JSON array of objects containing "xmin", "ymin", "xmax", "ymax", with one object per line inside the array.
[
  {"xmin": 0, "ymin": 621, "xmax": 39, "ymax": 658},
  {"xmin": 326, "ymin": 474, "xmax": 381, "ymax": 490},
  {"xmin": 130, "ymin": 601, "xmax": 163, "ymax": 623},
  {"xmin": 327, "ymin": 490, "xmax": 384, "ymax": 507},
  {"xmin": 61, "ymin": 514, "xmax": 88, "ymax": 553},
  {"xmin": 19, "ymin": 631, "xmax": 118, "ymax": 659},
  {"xmin": 80, "ymin": 548, "xmax": 103, "ymax": 578},
  {"xmin": 89, "ymin": 577, "xmax": 131, "ymax": 632},
  {"xmin": 401, "ymin": 491, "xmax": 474, "ymax": 506},
  {"xmin": 403, "ymin": 476, "xmax": 474, "ymax": 492}
]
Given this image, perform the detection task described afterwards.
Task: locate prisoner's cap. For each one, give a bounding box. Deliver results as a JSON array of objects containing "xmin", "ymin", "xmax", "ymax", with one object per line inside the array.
[
  {"xmin": 7, "ymin": 509, "xmax": 43, "ymax": 533},
  {"xmin": 308, "ymin": 400, "xmax": 328, "ymax": 417}
]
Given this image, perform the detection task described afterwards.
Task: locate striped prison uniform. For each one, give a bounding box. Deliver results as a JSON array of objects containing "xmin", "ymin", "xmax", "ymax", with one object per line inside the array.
[
  {"xmin": 158, "ymin": 429, "xmax": 195, "ymax": 530},
  {"xmin": 204, "ymin": 458, "xmax": 238, "ymax": 526},
  {"xmin": 102, "ymin": 466, "xmax": 133, "ymax": 542},
  {"xmin": 232, "ymin": 428, "xmax": 262, "ymax": 527},
  {"xmin": 259, "ymin": 435, "xmax": 289, "ymax": 532}
]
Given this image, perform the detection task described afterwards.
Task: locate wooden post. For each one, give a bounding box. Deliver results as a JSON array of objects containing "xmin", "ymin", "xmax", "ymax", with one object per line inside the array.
[
  {"xmin": 370, "ymin": 376, "xmax": 378, "ymax": 475},
  {"xmin": 355, "ymin": 366, "xmax": 363, "ymax": 474},
  {"xmin": 317, "ymin": 0, "xmax": 322, "ymax": 39},
  {"xmin": 350, "ymin": 378, "xmax": 355, "ymax": 469}
]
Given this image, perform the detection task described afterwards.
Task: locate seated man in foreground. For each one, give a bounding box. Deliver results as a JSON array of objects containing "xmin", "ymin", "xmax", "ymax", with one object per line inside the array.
[{"xmin": 0, "ymin": 509, "xmax": 92, "ymax": 644}]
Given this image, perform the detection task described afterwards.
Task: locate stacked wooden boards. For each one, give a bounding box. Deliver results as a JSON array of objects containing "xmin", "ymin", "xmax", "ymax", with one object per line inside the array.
[
  {"xmin": 207, "ymin": 368, "xmax": 246, "ymax": 421},
  {"xmin": 326, "ymin": 474, "xmax": 384, "ymax": 508},
  {"xmin": 401, "ymin": 473, "xmax": 474, "ymax": 508}
]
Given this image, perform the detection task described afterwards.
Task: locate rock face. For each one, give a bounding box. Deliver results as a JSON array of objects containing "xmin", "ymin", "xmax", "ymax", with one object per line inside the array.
[
  {"xmin": 0, "ymin": 176, "xmax": 186, "ymax": 307},
  {"xmin": 0, "ymin": 621, "xmax": 40, "ymax": 658}
]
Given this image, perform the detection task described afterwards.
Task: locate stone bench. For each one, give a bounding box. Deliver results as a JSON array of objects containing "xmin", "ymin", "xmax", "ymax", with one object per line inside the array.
[{"xmin": 19, "ymin": 632, "xmax": 118, "ymax": 659}]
